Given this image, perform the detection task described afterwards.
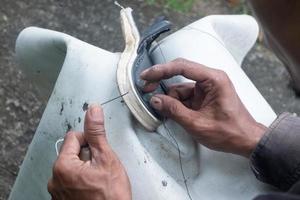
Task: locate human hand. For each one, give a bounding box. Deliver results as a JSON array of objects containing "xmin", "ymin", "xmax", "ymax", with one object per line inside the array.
[
  {"xmin": 48, "ymin": 105, "xmax": 131, "ymax": 200},
  {"xmin": 141, "ymin": 58, "xmax": 267, "ymax": 158}
]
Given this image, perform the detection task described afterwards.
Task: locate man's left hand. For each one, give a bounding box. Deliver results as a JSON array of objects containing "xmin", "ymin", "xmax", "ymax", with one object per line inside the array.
[{"xmin": 48, "ymin": 105, "xmax": 132, "ymax": 200}]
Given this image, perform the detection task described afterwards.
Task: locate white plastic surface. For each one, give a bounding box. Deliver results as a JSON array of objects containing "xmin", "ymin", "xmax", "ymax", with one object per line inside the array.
[{"xmin": 9, "ymin": 15, "xmax": 277, "ymax": 200}]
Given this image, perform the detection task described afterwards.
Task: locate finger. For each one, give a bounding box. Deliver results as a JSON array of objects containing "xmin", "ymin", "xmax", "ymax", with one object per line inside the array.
[
  {"xmin": 59, "ymin": 131, "xmax": 85, "ymax": 156},
  {"xmin": 47, "ymin": 179, "xmax": 57, "ymax": 199},
  {"xmin": 47, "ymin": 178, "xmax": 54, "ymax": 193},
  {"xmin": 84, "ymin": 104, "xmax": 110, "ymax": 164},
  {"xmin": 168, "ymin": 83, "xmax": 195, "ymax": 101},
  {"xmin": 142, "ymin": 81, "xmax": 160, "ymax": 93},
  {"xmin": 140, "ymin": 58, "xmax": 215, "ymax": 83},
  {"xmin": 150, "ymin": 94, "xmax": 195, "ymax": 127}
]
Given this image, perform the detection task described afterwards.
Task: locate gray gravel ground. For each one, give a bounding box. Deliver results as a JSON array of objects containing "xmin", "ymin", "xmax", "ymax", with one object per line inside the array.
[{"xmin": 1, "ymin": 0, "xmax": 300, "ymax": 199}]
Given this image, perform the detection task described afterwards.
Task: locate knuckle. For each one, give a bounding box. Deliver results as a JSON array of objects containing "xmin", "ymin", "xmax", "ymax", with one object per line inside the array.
[
  {"xmin": 52, "ymin": 160, "xmax": 61, "ymax": 175},
  {"xmin": 100, "ymin": 153, "xmax": 109, "ymax": 164},
  {"xmin": 87, "ymin": 124, "xmax": 105, "ymax": 134},
  {"xmin": 168, "ymin": 102, "xmax": 180, "ymax": 116},
  {"xmin": 173, "ymin": 58, "xmax": 198, "ymax": 77},
  {"xmin": 52, "ymin": 157, "xmax": 77, "ymax": 184},
  {"xmin": 173, "ymin": 58, "xmax": 189, "ymax": 70},
  {"xmin": 214, "ymin": 70, "xmax": 229, "ymax": 84},
  {"xmin": 150, "ymin": 64, "xmax": 161, "ymax": 73},
  {"xmin": 173, "ymin": 57, "xmax": 188, "ymax": 65},
  {"xmin": 47, "ymin": 179, "xmax": 54, "ymax": 193},
  {"xmin": 53, "ymin": 158, "xmax": 68, "ymax": 177},
  {"xmin": 100, "ymin": 150, "xmax": 115, "ymax": 165},
  {"xmin": 190, "ymin": 119, "xmax": 203, "ymax": 131}
]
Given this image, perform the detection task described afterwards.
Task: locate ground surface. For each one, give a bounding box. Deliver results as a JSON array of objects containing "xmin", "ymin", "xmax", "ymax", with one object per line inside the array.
[{"xmin": 0, "ymin": 0, "xmax": 299, "ymax": 199}]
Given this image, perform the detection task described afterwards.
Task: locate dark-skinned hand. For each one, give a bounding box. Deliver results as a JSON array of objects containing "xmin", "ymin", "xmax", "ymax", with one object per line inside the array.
[
  {"xmin": 141, "ymin": 58, "xmax": 267, "ymax": 157},
  {"xmin": 48, "ymin": 105, "xmax": 132, "ymax": 200}
]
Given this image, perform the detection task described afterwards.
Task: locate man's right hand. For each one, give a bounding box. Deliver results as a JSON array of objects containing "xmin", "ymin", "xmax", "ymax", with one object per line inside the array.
[{"xmin": 141, "ymin": 58, "xmax": 267, "ymax": 158}]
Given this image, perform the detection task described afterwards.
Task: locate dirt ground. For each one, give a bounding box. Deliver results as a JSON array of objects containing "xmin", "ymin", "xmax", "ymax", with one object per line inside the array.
[{"xmin": 1, "ymin": 0, "xmax": 300, "ymax": 199}]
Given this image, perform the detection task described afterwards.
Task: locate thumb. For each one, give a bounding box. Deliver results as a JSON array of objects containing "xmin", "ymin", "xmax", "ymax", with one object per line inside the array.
[
  {"xmin": 84, "ymin": 104, "xmax": 110, "ymax": 164},
  {"xmin": 150, "ymin": 94, "xmax": 194, "ymax": 127}
]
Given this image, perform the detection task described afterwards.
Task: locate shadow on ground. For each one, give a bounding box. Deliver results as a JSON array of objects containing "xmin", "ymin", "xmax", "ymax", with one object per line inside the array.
[{"xmin": 0, "ymin": 0, "xmax": 299, "ymax": 199}]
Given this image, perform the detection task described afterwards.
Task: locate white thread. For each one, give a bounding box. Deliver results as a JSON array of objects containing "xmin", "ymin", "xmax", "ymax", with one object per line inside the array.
[
  {"xmin": 114, "ymin": 1, "xmax": 125, "ymax": 9},
  {"xmin": 55, "ymin": 138, "xmax": 64, "ymax": 156}
]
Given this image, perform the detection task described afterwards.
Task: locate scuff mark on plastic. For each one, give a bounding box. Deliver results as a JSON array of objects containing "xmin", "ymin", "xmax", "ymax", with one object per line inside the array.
[
  {"xmin": 82, "ymin": 102, "xmax": 89, "ymax": 111},
  {"xmin": 59, "ymin": 102, "xmax": 64, "ymax": 115}
]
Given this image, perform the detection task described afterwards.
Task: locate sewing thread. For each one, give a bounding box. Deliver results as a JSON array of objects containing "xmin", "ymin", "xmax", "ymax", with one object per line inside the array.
[
  {"xmin": 163, "ymin": 120, "xmax": 193, "ymax": 200},
  {"xmin": 157, "ymin": 41, "xmax": 193, "ymax": 199},
  {"xmin": 54, "ymin": 91, "xmax": 129, "ymax": 156}
]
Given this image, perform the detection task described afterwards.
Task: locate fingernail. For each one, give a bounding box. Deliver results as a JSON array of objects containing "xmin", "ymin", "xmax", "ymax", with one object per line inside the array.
[
  {"xmin": 150, "ymin": 96, "xmax": 162, "ymax": 110},
  {"xmin": 89, "ymin": 103, "xmax": 101, "ymax": 118}
]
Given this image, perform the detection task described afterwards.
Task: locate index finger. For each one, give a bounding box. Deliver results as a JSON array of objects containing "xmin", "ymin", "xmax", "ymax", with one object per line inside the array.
[
  {"xmin": 140, "ymin": 58, "xmax": 215, "ymax": 83},
  {"xmin": 59, "ymin": 131, "xmax": 86, "ymax": 156}
]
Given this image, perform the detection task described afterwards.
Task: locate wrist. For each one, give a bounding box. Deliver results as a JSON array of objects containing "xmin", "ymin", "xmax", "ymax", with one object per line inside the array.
[{"xmin": 240, "ymin": 122, "xmax": 267, "ymax": 158}]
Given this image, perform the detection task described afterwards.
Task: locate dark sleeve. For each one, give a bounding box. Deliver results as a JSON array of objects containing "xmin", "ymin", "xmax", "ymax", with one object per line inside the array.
[
  {"xmin": 250, "ymin": 113, "xmax": 300, "ymax": 191},
  {"xmin": 254, "ymin": 193, "xmax": 300, "ymax": 200}
]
